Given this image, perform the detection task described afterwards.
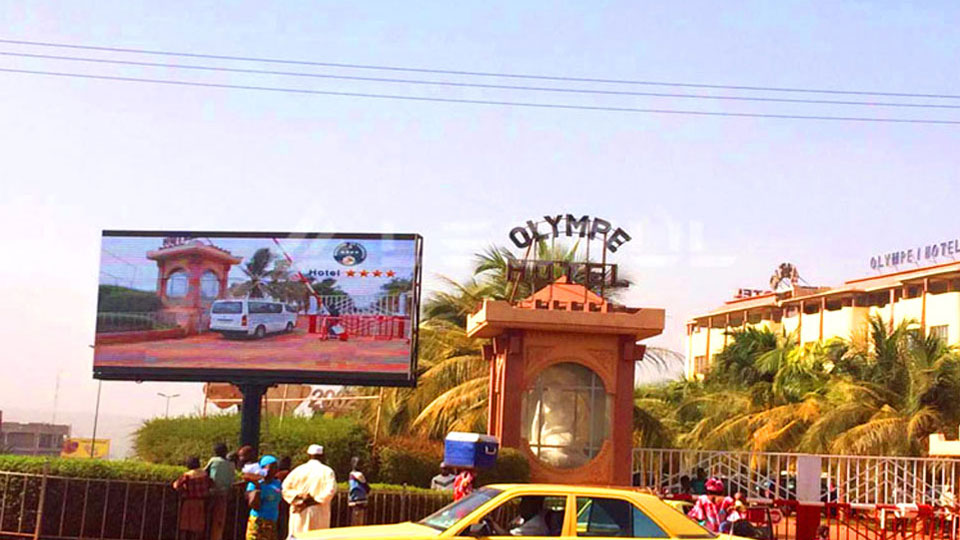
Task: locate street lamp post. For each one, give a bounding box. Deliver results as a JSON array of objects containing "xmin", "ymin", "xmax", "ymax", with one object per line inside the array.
[{"xmin": 157, "ymin": 392, "xmax": 180, "ymax": 418}]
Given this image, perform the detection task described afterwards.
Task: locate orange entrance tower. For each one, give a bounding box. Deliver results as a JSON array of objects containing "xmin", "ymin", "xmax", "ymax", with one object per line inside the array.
[
  {"xmin": 146, "ymin": 240, "xmax": 242, "ymax": 334},
  {"xmin": 466, "ymin": 277, "xmax": 665, "ymax": 486}
]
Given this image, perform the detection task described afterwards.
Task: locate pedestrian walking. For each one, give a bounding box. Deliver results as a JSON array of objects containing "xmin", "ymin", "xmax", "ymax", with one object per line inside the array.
[
  {"xmin": 431, "ymin": 463, "xmax": 455, "ymax": 491},
  {"xmin": 205, "ymin": 443, "xmax": 236, "ymax": 540},
  {"xmin": 173, "ymin": 456, "xmax": 213, "ymax": 540},
  {"xmin": 688, "ymin": 477, "xmax": 724, "ymax": 532},
  {"xmin": 281, "ymin": 444, "xmax": 337, "ymax": 535},
  {"xmin": 348, "ymin": 456, "xmax": 370, "ymax": 526},
  {"xmin": 245, "ymin": 456, "xmax": 283, "ymax": 540},
  {"xmin": 307, "ymin": 296, "xmax": 319, "ymax": 334}
]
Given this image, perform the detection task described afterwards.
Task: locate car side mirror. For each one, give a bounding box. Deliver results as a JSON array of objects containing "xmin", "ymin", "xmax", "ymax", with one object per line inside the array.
[{"xmin": 468, "ymin": 520, "xmax": 492, "ymax": 537}]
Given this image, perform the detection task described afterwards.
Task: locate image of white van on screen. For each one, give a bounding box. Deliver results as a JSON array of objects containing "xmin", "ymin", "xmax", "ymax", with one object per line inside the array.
[{"xmin": 209, "ymin": 299, "xmax": 298, "ymax": 339}]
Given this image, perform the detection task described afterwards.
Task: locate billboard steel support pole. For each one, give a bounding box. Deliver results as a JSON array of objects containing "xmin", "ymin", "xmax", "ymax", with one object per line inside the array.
[
  {"xmin": 239, "ymin": 384, "xmax": 268, "ymax": 451},
  {"xmin": 90, "ymin": 380, "xmax": 102, "ymax": 459}
]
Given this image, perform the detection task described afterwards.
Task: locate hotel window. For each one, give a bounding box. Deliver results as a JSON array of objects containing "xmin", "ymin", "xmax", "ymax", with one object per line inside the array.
[
  {"xmin": 694, "ymin": 355, "xmax": 707, "ymax": 373},
  {"xmin": 930, "ymin": 325, "xmax": 950, "ymax": 342},
  {"xmin": 7, "ymin": 432, "xmax": 35, "ymax": 448},
  {"xmin": 929, "ymin": 281, "xmax": 949, "ymax": 295},
  {"xmin": 39, "ymin": 434, "xmax": 55, "ymax": 448},
  {"xmin": 868, "ymin": 293, "xmax": 889, "ymax": 307}
]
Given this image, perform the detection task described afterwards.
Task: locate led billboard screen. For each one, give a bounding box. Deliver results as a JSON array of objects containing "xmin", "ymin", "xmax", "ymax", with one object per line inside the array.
[{"xmin": 93, "ymin": 231, "xmax": 422, "ymax": 386}]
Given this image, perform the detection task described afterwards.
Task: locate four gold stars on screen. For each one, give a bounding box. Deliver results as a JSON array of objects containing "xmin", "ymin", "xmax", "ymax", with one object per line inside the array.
[{"xmin": 345, "ymin": 269, "xmax": 396, "ymax": 278}]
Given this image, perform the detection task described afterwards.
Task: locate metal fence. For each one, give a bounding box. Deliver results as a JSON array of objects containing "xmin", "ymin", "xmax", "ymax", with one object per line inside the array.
[
  {"xmin": 0, "ymin": 471, "xmax": 450, "ymax": 540},
  {"xmin": 634, "ymin": 449, "xmax": 960, "ymax": 507},
  {"xmin": 95, "ymin": 312, "xmax": 180, "ymax": 334}
]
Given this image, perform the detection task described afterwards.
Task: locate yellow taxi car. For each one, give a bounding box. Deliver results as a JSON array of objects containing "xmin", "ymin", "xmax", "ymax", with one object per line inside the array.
[
  {"xmin": 298, "ymin": 483, "xmax": 726, "ymax": 539},
  {"xmin": 661, "ymin": 498, "xmax": 694, "ymax": 517}
]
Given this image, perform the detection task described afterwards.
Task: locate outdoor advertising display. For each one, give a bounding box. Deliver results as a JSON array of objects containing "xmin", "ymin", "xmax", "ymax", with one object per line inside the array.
[{"xmin": 93, "ymin": 231, "xmax": 423, "ymax": 386}]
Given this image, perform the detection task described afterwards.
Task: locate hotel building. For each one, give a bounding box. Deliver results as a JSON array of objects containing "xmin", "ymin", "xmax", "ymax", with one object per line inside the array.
[{"xmin": 686, "ymin": 261, "xmax": 960, "ymax": 379}]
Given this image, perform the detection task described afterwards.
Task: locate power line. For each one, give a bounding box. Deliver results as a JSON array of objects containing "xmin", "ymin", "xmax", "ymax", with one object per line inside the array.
[
  {"xmin": 3, "ymin": 50, "xmax": 960, "ymax": 110},
  {"xmin": 2, "ymin": 66, "xmax": 959, "ymax": 125},
  {"xmin": 2, "ymin": 37, "xmax": 959, "ymax": 100}
]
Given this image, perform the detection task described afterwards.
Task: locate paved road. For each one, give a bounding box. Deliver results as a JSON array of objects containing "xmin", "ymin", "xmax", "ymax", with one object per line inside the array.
[{"xmin": 94, "ymin": 330, "xmax": 410, "ymax": 373}]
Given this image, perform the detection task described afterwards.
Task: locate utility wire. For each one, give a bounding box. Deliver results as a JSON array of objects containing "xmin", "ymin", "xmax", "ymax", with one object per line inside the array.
[
  {"xmin": 2, "ymin": 66, "xmax": 959, "ymax": 125},
  {"xmin": 3, "ymin": 50, "xmax": 959, "ymax": 110},
  {"xmin": 1, "ymin": 37, "xmax": 959, "ymax": 100}
]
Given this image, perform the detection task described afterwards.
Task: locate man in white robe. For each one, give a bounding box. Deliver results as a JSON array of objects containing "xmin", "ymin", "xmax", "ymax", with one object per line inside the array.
[{"xmin": 281, "ymin": 444, "xmax": 337, "ymax": 536}]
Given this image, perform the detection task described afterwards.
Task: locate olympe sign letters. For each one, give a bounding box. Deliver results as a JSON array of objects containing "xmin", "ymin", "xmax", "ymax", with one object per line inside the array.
[
  {"xmin": 870, "ymin": 237, "xmax": 960, "ymax": 271},
  {"xmin": 508, "ymin": 214, "xmax": 632, "ymax": 253},
  {"xmin": 506, "ymin": 260, "xmax": 628, "ymax": 289}
]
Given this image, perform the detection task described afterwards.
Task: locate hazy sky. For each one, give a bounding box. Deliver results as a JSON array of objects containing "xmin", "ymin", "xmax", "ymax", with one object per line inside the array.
[{"xmin": 1, "ymin": 2, "xmax": 959, "ymax": 455}]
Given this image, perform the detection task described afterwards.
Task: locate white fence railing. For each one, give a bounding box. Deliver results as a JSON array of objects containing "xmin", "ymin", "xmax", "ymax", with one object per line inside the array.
[
  {"xmin": 315, "ymin": 293, "xmax": 410, "ymax": 317},
  {"xmin": 633, "ymin": 449, "xmax": 799, "ymax": 501},
  {"xmin": 633, "ymin": 448, "xmax": 960, "ymax": 507},
  {"xmin": 823, "ymin": 454, "xmax": 959, "ymax": 506}
]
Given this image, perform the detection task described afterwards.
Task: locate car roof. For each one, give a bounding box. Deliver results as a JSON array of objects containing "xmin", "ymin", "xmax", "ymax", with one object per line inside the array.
[
  {"xmin": 212, "ymin": 298, "xmax": 283, "ymax": 303},
  {"xmin": 483, "ymin": 484, "xmax": 714, "ymax": 538},
  {"xmin": 485, "ymin": 483, "xmax": 656, "ymax": 498}
]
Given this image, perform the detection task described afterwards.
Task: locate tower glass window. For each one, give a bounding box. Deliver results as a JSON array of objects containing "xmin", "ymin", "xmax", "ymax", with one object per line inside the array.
[
  {"xmin": 200, "ymin": 271, "xmax": 220, "ymax": 300},
  {"xmin": 521, "ymin": 362, "xmax": 611, "ymax": 469},
  {"xmin": 166, "ymin": 270, "xmax": 188, "ymax": 299}
]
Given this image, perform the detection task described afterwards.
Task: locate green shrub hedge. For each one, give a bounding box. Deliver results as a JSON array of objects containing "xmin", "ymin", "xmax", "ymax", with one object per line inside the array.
[
  {"xmin": 134, "ymin": 414, "xmax": 370, "ymax": 480},
  {"xmin": 97, "ymin": 285, "xmax": 163, "ymax": 313},
  {"xmin": 476, "ymin": 448, "xmax": 530, "ymax": 485},
  {"xmin": 377, "ymin": 443, "xmax": 441, "ymax": 488},
  {"xmin": 133, "ymin": 415, "xmax": 529, "ymax": 488},
  {"xmin": 0, "ymin": 455, "xmax": 441, "ymax": 495},
  {"xmin": 0, "ymin": 455, "xmax": 183, "ymax": 482},
  {"xmin": 376, "ymin": 438, "xmax": 530, "ymax": 487}
]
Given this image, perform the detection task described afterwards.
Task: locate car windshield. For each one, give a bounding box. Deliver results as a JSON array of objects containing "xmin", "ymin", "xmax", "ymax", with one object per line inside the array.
[
  {"xmin": 212, "ymin": 302, "xmax": 242, "ymax": 314},
  {"xmin": 418, "ymin": 487, "xmax": 501, "ymax": 531}
]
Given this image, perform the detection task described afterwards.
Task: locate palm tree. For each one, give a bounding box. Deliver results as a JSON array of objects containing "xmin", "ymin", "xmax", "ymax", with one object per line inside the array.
[
  {"xmin": 230, "ymin": 247, "xmax": 300, "ymax": 301},
  {"xmin": 644, "ymin": 315, "xmax": 960, "ymax": 456},
  {"xmin": 802, "ymin": 317, "xmax": 960, "ymax": 455},
  {"xmin": 424, "ymin": 242, "xmax": 602, "ymax": 325},
  {"xmin": 355, "ymin": 242, "xmax": 683, "ymax": 441},
  {"xmin": 353, "ymin": 319, "xmax": 487, "ymax": 439}
]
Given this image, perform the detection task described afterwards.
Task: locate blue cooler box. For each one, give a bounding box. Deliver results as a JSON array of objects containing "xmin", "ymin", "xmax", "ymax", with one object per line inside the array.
[{"xmin": 444, "ymin": 432, "xmax": 499, "ymax": 469}]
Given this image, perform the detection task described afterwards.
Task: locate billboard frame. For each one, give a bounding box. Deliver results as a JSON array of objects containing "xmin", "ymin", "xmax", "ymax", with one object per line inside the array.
[{"xmin": 93, "ymin": 230, "xmax": 423, "ymax": 388}]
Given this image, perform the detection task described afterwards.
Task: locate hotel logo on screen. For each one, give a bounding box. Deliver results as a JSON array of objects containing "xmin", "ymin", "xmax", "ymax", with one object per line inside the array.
[
  {"xmin": 333, "ymin": 242, "xmax": 367, "ymax": 266},
  {"xmin": 93, "ymin": 231, "xmax": 422, "ymax": 387}
]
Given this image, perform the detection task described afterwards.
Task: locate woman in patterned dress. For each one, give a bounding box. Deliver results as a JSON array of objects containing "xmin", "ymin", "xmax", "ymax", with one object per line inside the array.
[{"xmin": 172, "ymin": 456, "xmax": 213, "ymax": 540}]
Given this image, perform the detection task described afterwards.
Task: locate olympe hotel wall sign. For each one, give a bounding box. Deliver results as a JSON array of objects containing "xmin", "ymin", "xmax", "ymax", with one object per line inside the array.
[{"xmin": 871, "ymin": 237, "xmax": 960, "ymax": 271}]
